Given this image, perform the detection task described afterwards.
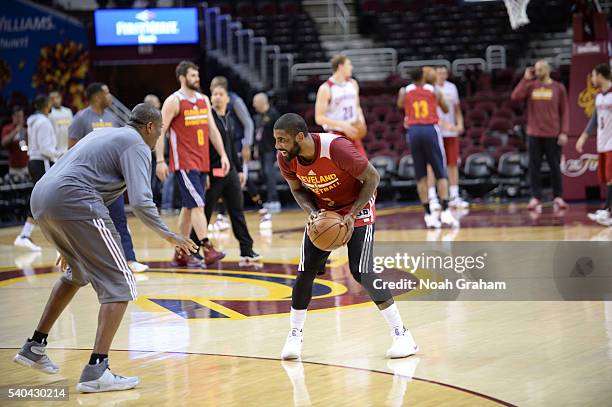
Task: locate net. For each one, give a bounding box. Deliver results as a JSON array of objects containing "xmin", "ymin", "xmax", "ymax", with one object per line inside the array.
[{"xmin": 503, "ymin": 0, "xmax": 531, "ymax": 30}]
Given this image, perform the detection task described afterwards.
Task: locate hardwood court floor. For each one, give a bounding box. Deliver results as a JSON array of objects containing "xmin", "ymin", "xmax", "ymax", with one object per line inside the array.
[{"xmin": 0, "ymin": 203, "xmax": 611, "ymax": 406}]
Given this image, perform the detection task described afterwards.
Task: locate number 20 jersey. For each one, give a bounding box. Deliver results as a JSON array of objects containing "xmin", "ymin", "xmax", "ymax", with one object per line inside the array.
[
  {"xmin": 403, "ymin": 83, "xmax": 439, "ymax": 127},
  {"xmin": 169, "ymin": 90, "xmax": 210, "ymax": 173},
  {"xmin": 323, "ymin": 77, "xmax": 358, "ymax": 132}
]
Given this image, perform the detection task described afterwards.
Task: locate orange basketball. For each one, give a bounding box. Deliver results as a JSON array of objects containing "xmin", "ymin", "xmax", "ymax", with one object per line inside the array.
[
  {"xmin": 352, "ymin": 120, "xmax": 367, "ymax": 140},
  {"xmin": 307, "ymin": 211, "xmax": 353, "ymax": 251}
]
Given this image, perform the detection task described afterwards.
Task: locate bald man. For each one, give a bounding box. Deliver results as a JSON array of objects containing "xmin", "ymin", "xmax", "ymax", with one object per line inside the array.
[
  {"xmin": 511, "ymin": 60, "xmax": 569, "ymax": 212},
  {"xmin": 253, "ymin": 92, "xmax": 281, "ymax": 212}
]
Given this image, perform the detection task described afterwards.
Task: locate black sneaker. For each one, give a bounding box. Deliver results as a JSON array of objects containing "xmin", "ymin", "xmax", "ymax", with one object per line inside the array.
[{"xmin": 239, "ymin": 251, "xmax": 262, "ymax": 262}]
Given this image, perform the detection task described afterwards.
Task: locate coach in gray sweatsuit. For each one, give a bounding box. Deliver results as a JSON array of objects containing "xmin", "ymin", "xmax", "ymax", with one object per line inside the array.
[{"xmin": 15, "ymin": 103, "xmax": 197, "ymax": 392}]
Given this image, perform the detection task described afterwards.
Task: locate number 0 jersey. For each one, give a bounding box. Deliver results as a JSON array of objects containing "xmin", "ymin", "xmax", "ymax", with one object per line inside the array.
[
  {"xmin": 403, "ymin": 83, "xmax": 439, "ymax": 127},
  {"xmin": 169, "ymin": 90, "xmax": 211, "ymax": 172}
]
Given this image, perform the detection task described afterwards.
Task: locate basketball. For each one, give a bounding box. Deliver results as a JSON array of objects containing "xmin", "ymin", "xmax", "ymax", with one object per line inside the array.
[
  {"xmin": 307, "ymin": 211, "xmax": 353, "ymax": 251},
  {"xmin": 352, "ymin": 119, "xmax": 367, "ymax": 139}
]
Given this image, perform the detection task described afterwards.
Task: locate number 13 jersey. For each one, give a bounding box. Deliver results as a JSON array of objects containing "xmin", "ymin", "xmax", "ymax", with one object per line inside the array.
[
  {"xmin": 403, "ymin": 83, "xmax": 439, "ymax": 127},
  {"xmin": 169, "ymin": 90, "xmax": 211, "ymax": 173}
]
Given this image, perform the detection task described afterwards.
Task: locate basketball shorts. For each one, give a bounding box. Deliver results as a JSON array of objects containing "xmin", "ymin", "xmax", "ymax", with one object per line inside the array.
[
  {"xmin": 298, "ymin": 223, "xmax": 391, "ymax": 303},
  {"xmin": 37, "ymin": 216, "xmax": 137, "ymax": 304},
  {"xmin": 176, "ymin": 170, "xmax": 207, "ymax": 209},
  {"xmin": 598, "ymin": 152, "xmax": 612, "ymax": 184},
  {"xmin": 406, "ymin": 124, "xmax": 447, "ymax": 180},
  {"xmin": 443, "ymin": 137, "xmax": 459, "ymax": 166}
]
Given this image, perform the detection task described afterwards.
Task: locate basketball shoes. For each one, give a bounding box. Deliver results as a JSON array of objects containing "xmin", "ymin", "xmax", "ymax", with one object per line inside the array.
[
  {"xmin": 76, "ymin": 359, "xmax": 139, "ymax": 393},
  {"xmin": 588, "ymin": 209, "xmax": 610, "ymax": 223},
  {"xmin": 440, "ymin": 209, "xmax": 459, "ymax": 228},
  {"xmin": 14, "ymin": 236, "xmax": 41, "ymax": 252},
  {"xmin": 13, "ymin": 339, "xmax": 59, "ymax": 374},
  {"xmin": 172, "ymin": 250, "xmax": 203, "ymax": 268},
  {"xmin": 386, "ymin": 327, "xmax": 419, "ymax": 359},
  {"xmin": 281, "ymin": 328, "xmax": 303, "ymax": 360},
  {"xmin": 202, "ymin": 240, "xmax": 225, "ymax": 265},
  {"xmin": 527, "ymin": 198, "xmax": 542, "ymax": 212},
  {"xmin": 424, "ymin": 212, "xmax": 441, "ymax": 229}
]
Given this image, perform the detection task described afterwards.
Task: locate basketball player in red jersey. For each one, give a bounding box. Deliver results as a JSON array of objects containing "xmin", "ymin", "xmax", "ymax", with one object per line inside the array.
[
  {"xmin": 155, "ymin": 61, "xmax": 230, "ymax": 266},
  {"xmin": 397, "ymin": 66, "xmax": 457, "ymax": 229},
  {"xmin": 314, "ymin": 55, "xmax": 368, "ymax": 157},
  {"xmin": 274, "ymin": 113, "xmax": 418, "ymax": 361}
]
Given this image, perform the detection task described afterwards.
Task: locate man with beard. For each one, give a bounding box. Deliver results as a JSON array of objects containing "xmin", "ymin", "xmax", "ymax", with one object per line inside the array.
[
  {"xmin": 274, "ymin": 113, "xmax": 418, "ymax": 361},
  {"xmin": 155, "ymin": 61, "xmax": 230, "ymax": 266}
]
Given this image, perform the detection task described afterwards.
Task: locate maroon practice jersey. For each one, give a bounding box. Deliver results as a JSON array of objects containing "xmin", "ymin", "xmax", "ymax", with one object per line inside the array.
[{"xmin": 277, "ymin": 133, "xmax": 376, "ymax": 227}]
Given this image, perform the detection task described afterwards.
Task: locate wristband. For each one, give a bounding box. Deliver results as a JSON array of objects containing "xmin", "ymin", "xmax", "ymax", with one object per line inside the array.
[{"xmin": 156, "ymin": 161, "xmax": 165, "ymax": 165}]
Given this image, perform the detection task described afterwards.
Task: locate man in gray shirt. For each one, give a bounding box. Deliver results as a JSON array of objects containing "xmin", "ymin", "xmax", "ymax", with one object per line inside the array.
[
  {"xmin": 68, "ymin": 83, "xmax": 148, "ymax": 273},
  {"xmin": 13, "ymin": 103, "xmax": 196, "ymax": 393}
]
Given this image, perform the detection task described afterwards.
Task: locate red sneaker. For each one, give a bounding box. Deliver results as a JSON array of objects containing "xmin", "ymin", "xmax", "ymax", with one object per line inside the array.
[
  {"xmin": 202, "ymin": 240, "xmax": 225, "ymax": 265},
  {"xmin": 172, "ymin": 250, "xmax": 204, "ymax": 268}
]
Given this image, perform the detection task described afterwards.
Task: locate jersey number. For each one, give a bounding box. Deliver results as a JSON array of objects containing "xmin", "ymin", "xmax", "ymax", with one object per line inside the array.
[
  {"xmin": 412, "ymin": 100, "xmax": 429, "ymax": 119},
  {"xmin": 197, "ymin": 129, "xmax": 205, "ymax": 146},
  {"xmin": 343, "ymin": 106, "xmax": 353, "ymax": 121}
]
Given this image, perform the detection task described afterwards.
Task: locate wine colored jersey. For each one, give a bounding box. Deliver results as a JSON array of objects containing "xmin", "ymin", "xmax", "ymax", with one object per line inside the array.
[
  {"xmin": 277, "ymin": 133, "xmax": 376, "ymax": 227},
  {"xmin": 168, "ymin": 90, "xmax": 211, "ymax": 172},
  {"xmin": 595, "ymin": 88, "xmax": 612, "ymax": 152},
  {"xmin": 403, "ymin": 83, "xmax": 439, "ymax": 127}
]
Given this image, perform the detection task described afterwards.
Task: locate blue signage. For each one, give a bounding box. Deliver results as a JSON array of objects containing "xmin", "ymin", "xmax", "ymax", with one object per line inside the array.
[{"xmin": 94, "ymin": 8, "xmax": 199, "ymax": 46}]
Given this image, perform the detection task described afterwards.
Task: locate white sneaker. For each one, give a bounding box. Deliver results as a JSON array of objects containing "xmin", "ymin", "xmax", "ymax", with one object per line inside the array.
[
  {"xmin": 429, "ymin": 199, "xmax": 441, "ymax": 212},
  {"xmin": 596, "ymin": 217, "xmax": 612, "ymax": 227},
  {"xmin": 424, "ymin": 213, "xmax": 441, "ymax": 229},
  {"xmin": 14, "ymin": 236, "xmax": 41, "ymax": 252},
  {"xmin": 208, "ymin": 214, "xmax": 230, "ymax": 232},
  {"xmin": 588, "ymin": 209, "xmax": 610, "ymax": 222},
  {"xmin": 260, "ymin": 212, "xmax": 272, "ymax": 229},
  {"xmin": 128, "ymin": 261, "xmax": 149, "ymax": 273},
  {"xmin": 440, "ymin": 209, "xmax": 459, "ymax": 228},
  {"xmin": 449, "ymin": 197, "xmax": 469, "ymax": 209},
  {"xmin": 386, "ymin": 327, "xmax": 419, "ymax": 359},
  {"xmin": 77, "ymin": 362, "xmax": 139, "ymax": 393},
  {"xmin": 281, "ymin": 328, "xmax": 303, "ymax": 360}
]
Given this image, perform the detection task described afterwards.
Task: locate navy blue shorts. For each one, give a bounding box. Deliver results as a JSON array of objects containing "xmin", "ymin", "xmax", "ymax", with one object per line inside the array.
[
  {"xmin": 406, "ymin": 124, "xmax": 447, "ymax": 181},
  {"xmin": 176, "ymin": 170, "xmax": 207, "ymax": 209}
]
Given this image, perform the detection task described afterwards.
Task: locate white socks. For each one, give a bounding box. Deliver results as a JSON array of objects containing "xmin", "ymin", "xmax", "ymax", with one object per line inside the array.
[
  {"xmin": 20, "ymin": 221, "xmax": 34, "ymax": 238},
  {"xmin": 449, "ymin": 185, "xmax": 459, "ymax": 200},
  {"xmin": 380, "ymin": 303, "xmax": 404, "ymax": 330},
  {"xmin": 290, "ymin": 308, "xmax": 307, "ymax": 331},
  {"xmin": 428, "ymin": 187, "xmax": 437, "ymax": 202}
]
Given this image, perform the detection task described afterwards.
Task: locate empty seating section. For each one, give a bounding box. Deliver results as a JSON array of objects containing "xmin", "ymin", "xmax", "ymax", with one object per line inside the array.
[{"xmin": 208, "ymin": 1, "xmax": 325, "ymax": 63}]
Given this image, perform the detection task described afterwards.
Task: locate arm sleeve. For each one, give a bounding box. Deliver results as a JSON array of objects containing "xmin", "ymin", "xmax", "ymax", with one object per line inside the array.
[
  {"xmin": 68, "ymin": 115, "xmax": 85, "ymax": 141},
  {"xmin": 233, "ymin": 97, "xmax": 254, "ymax": 146},
  {"xmin": 38, "ymin": 120, "xmax": 60, "ymax": 161},
  {"xmin": 329, "ymin": 137, "xmax": 369, "ymax": 177},
  {"xmin": 277, "ymin": 152, "xmax": 299, "ymax": 181},
  {"xmin": 120, "ymin": 145, "xmax": 173, "ymax": 239},
  {"xmin": 584, "ymin": 110, "xmax": 598, "ymax": 134},
  {"xmin": 510, "ymin": 79, "xmax": 532, "ymax": 101},
  {"xmin": 559, "ymin": 84, "xmax": 570, "ymax": 134}
]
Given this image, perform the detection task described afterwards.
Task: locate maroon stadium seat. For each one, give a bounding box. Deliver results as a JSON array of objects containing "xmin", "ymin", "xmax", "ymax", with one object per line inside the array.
[
  {"xmin": 493, "ymin": 107, "xmax": 515, "ymax": 120},
  {"xmin": 487, "ymin": 118, "xmax": 513, "ymax": 133}
]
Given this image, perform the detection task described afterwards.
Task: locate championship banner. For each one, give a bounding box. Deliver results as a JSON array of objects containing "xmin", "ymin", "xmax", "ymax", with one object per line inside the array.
[
  {"xmin": 562, "ymin": 41, "xmax": 609, "ymax": 200},
  {"xmin": 0, "ymin": 0, "xmax": 89, "ymax": 109}
]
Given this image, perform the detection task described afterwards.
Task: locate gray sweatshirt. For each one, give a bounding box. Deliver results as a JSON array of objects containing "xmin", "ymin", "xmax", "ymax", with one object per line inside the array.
[
  {"xmin": 26, "ymin": 112, "xmax": 60, "ymax": 162},
  {"xmin": 31, "ymin": 126, "xmax": 173, "ymax": 240}
]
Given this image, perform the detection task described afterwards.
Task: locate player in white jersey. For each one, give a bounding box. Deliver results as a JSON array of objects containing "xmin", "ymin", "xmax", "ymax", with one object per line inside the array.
[
  {"xmin": 48, "ymin": 90, "xmax": 73, "ymax": 154},
  {"xmin": 576, "ymin": 63, "xmax": 612, "ymax": 226},
  {"xmin": 427, "ymin": 66, "xmax": 467, "ymax": 210},
  {"xmin": 315, "ymin": 55, "xmax": 367, "ymax": 157}
]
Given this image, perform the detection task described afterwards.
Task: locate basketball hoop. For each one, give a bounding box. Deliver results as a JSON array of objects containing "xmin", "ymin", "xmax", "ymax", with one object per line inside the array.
[{"xmin": 503, "ymin": 0, "xmax": 530, "ymax": 30}]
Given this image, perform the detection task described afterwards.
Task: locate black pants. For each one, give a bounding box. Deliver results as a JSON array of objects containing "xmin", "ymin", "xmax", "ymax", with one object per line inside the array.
[
  {"xmin": 27, "ymin": 159, "xmax": 53, "ymax": 218},
  {"xmin": 205, "ymin": 170, "xmax": 254, "ymax": 255},
  {"xmin": 528, "ymin": 135, "xmax": 563, "ymax": 199},
  {"xmin": 292, "ymin": 223, "xmax": 392, "ymax": 310}
]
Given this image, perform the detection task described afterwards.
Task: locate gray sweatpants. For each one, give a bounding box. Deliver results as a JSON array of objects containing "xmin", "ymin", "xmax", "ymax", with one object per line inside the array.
[{"xmin": 37, "ymin": 216, "xmax": 137, "ymax": 303}]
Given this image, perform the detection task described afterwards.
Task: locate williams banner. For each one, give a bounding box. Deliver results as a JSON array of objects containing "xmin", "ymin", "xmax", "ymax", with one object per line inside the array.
[{"xmin": 0, "ymin": 0, "xmax": 89, "ymax": 109}]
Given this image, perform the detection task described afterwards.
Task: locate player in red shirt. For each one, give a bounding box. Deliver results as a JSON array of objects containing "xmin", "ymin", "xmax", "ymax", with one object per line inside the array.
[
  {"xmin": 155, "ymin": 61, "xmax": 230, "ymax": 266},
  {"xmin": 397, "ymin": 66, "xmax": 457, "ymax": 228},
  {"xmin": 274, "ymin": 113, "xmax": 418, "ymax": 361}
]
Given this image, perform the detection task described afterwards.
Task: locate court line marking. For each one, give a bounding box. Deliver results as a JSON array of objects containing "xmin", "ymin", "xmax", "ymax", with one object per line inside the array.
[{"xmin": 0, "ymin": 347, "xmax": 517, "ymax": 406}]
